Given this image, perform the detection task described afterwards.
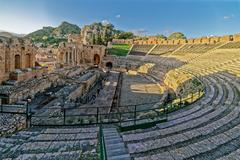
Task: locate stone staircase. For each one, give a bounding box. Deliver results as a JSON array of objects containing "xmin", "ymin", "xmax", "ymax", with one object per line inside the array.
[{"xmin": 103, "ymin": 128, "xmax": 131, "ymax": 160}]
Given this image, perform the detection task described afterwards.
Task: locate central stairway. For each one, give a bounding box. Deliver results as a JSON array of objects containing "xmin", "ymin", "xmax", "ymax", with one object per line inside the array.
[{"xmin": 103, "ymin": 128, "xmax": 131, "ymax": 160}]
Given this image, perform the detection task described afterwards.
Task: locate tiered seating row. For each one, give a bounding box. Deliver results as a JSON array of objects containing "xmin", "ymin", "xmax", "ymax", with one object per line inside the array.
[
  {"xmin": 122, "ymin": 72, "xmax": 239, "ymax": 159},
  {"xmin": 149, "ymin": 45, "xmax": 180, "ymax": 55},
  {"xmin": 219, "ymin": 42, "xmax": 240, "ymax": 49},
  {"xmin": 128, "ymin": 45, "xmax": 154, "ymax": 56},
  {"xmin": 0, "ymin": 126, "xmax": 99, "ymax": 160}
]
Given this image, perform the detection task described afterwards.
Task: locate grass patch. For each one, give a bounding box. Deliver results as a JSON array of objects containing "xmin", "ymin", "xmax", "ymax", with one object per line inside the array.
[{"xmin": 108, "ymin": 44, "xmax": 131, "ymax": 56}]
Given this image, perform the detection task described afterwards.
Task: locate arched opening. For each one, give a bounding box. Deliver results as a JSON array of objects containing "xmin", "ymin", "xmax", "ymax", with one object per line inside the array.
[
  {"xmin": 15, "ymin": 54, "xmax": 21, "ymax": 69},
  {"xmin": 25, "ymin": 54, "xmax": 31, "ymax": 68},
  {"xmin": 59, "ymin": 52, "xmax": 64, "ymax": 62},
  {"xmin": 106, "ymin": 62, "xmax": 113, "ymax": 69},
  {"xmin": 65, "ymin": 52, "xmax": 69, "ymax": 63},
  {"xmin": 0, "ymin": 94, "xmax": 9, "ymax": 104},
  {"xmin": 93, "ymin": 54, "xmax": 100, "ymax": 65},
  {"xmin": 69, "ymin": 52, "xmax": 72, "ymax": 62}
]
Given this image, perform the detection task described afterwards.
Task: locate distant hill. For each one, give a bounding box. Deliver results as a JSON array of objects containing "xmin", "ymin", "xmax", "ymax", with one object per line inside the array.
[
  {"xmin": 25, "ymin": 21, "xmax": 81, "ymax": 47},
  {"xmin": 0, "ymin": 31, "xmax": 26, "ymax": 43},
  {"xmin": 0, "ymin": 31, "xmax": 25, "ymax": 38}
]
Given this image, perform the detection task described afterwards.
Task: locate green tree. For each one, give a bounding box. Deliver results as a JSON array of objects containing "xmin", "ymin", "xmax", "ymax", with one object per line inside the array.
[
  {"xmin": 168, "ymin": 32, "xmax": 186, "ymax": 40},
  {"xmin": 116, "ymin": 32, "xmax": 134, "ymax": 39}
]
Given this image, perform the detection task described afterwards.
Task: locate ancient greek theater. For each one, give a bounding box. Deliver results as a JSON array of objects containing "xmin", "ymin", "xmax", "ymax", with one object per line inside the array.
[{"xmin": 1, "ymin": 0, "xmax": 240, "ymax": 160}]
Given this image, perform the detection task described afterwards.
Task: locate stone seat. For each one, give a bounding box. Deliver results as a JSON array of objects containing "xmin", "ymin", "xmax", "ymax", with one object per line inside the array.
[
  {"xmin": 134, "ymin": 106, "xmax": 240, "ymax": 160},
  {"xmin": 127, "ymin": 106, "xmax": 240, "ymax": 155},
  {"xmin": 122, "ymin": 105, "xmax": 227, "ymax": 142},
  {"xmin": 1, "ymin": 126, "xmax": 99, "ymax": 160},
  {"xmin": 15, "ymin": 150, "xmax": 81, "ymax": 160}
]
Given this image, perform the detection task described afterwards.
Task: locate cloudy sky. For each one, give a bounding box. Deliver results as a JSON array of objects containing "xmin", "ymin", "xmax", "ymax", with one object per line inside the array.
[{"xmin": 0, "ymin": 0, "xmax": 240, "ymax": 38}]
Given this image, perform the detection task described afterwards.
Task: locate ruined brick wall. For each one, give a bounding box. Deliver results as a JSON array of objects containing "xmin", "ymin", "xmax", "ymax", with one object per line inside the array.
[
  {"xmin": 201, "ymin": 37, "xmax": 210, "ymax": 44},
  {"xmin": 68, "ymin": 34, "xmax": 82, "ymax": 43},
  {"xmin": 194, "ymin": 38, "xmax": 202, "ymax": 44},
  {"xmin": 188, "ymin": 39, "xmax": 195, "ymax": 44},
  {"xmin": 57, "ymin": 42, "xmax": 106, "ymax": 66},
  {"xmin": 0, "ymin": 39, "xmax": 36, "ymax": 83},
  {"xmin": 233, "ymin": 34, "xmax": 240, "ymax": 42},
  {"xmin": 112, "ymin": 33, "xmax": 240, "ymax": 46},
  {"xmin": 209, "ymin": 37, "xmax": 220, "ymax": 44},
  {"xmin": 219, "ymin": 35, "xmax": 232, "ymax": 42}
]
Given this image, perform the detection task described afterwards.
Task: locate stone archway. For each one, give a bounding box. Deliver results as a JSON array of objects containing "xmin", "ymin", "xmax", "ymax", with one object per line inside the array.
[
  {"xmin": 15, "ymin": 54, "xmax": 21, "ymax": 69},
  {"xmin": 93, "ymin": 54, "xmax": 100, "ymax": 65},
  {"xmin": 25, "ymin": 54, "xmax": 31, "ymax": 68},
  {"xmin": 59, "ymin": 52, "xmax": 64, "ymax": 62},
  {"xmin": 65, "ymin": 52, "xmax": 69, "ymax": 63}
]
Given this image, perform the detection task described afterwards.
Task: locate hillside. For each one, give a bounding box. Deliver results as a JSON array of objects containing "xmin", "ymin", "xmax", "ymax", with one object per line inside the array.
[
  {"xmin": 0, "ymin": 31, "xmax": 25, "ymax": 38},
  {"xmin": 25, "ymin": 21, "xmax": 81, "ymax": 47}
]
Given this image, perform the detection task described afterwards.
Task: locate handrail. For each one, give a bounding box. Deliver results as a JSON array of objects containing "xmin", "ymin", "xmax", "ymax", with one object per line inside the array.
[
  {"xmin": 99, "ymin": 124, "xmax": 107, "ymax": 160},
  {"xmin": 29, "ymin": 92, "xmax": 204, "ymax": 126}
]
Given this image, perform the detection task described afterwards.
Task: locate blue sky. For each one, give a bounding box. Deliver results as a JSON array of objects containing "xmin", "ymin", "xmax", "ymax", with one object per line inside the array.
[{"xmin": 0, "ymin": 0, "xmax": 240, "ymax": 38}]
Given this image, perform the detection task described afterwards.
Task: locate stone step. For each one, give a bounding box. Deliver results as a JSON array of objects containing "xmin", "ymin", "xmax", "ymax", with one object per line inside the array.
[
  {"xmin": 103, "ymin": 127, "xmax": 131, "ymax": 160},
  {"xmin": 104, "ymin": 132, "xmax": 119, "ymax": 137},
  {"xmin": 107, "ymin": 148, "xmax": 128, "ymax": 157},
  {"xmin": 123, "ymin": 105, "xmax": 227, "ymax": 142},
  {"xmin": 104, "ymin": 135, "xmax": 120, "ymax": 140},
  {"xmin": 103, "ymin": 129, "xmax": 117, "ymax": 134},
  {"xmin": 106, "ymin": 143, "xmax": 125, "ymax": 150},
  {"xmin": 108, "ymin": 154, "xmax": 131, "ymax": 160},
  {"xmin": 105, "ymin": 137, "xmax": 122, "ymax": 144}
]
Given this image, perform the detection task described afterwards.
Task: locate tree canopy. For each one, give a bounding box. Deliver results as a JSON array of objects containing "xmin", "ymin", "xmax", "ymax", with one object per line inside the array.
[
  {"xmin": 115, "ymin": 32, "xmax": 134, "ymax": 39},
  {"xmin": 168, "ymin": 32, "xmax": 186, "ymax": 40},
  {"xmin": 156, "ymin": 34, "xmax": 167, "ymax": 40}
]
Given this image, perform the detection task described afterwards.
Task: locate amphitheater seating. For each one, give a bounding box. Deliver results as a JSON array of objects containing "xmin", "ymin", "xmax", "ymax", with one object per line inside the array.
[
  {"xmin": 219, "ymin": 42, "xmax": 240, "ymax": 49},
  {"xmin": 0, "ymin": 126, "xmax": 99, "ymax": 160},
  {"xmin": 128, "ymin": 45, "xmax": 154, "ymax": 56},
  {"xmin": 174, "ymin": 43, "xmax": 222, "ymax": 54},
  {"xmin": 149, "ymin": 45, "xmax": 180, "ymax": 55},
  {"xmin": 109, "ymin": 41, "xmax": 240, "ymax": 159},
  {"xmin": 121, "ymin": 71, "xmax": 239, "ymax": 159},
  {"xmin": 1, "ymin": 41, "xmax": 240, "ymax": 160}
]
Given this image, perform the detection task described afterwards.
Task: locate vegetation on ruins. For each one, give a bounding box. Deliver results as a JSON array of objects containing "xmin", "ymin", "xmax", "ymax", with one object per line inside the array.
[
  {"xmin": 114, "ymin": 31, "xmax": 135, "ymax": 39},
  {"xmin": 108, "ymin": 44, "xmax": 131, "ymax": 56},
  {"xmin": 82, "ymin": 22, "xmax": 115, "ymax": 45},
  {"xmin": 168, "ymin": 32, "xmax": 186, "ymax": 40},
  {"xmin": 24, "ymin": 20, "xmax": 135, "ymax": 47}
]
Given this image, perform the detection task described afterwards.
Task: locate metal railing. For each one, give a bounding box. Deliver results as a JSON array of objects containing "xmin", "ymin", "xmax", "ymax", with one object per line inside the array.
[
  {"xmin": 29, "ymin": 89, "xmax": 203, "ymax": 127},
  {"xmin": 0, "ymin": 87, "xmax": 204, "ymax": 128},
  {"xmin": 99, "ymin": 124, "xmax": 107, "ymax": 160}
]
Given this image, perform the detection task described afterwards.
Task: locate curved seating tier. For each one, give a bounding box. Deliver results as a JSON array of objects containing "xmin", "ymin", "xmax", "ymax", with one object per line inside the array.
[
  {"xmin": 149, "ymin": 45, "xmax": 180, "ymax": 55},
  {"xmin": 219, "ymin": 42, "xmax": 240, "ymax": 49},
  {"xmin": 129, "ymin": 45, "xmax": 155, "ymax": 56},
  {"xmin": 0, "ymin": 126, "xmax": 99, "ymax": 160},
  {"xmin": 121, "ymin": 71, "xmax": 240, "ymax": 159}
]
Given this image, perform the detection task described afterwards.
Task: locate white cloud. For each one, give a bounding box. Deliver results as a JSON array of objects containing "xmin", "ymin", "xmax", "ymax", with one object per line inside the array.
[
  {"xmin": 223, "ymin": 14, "xmax": 235, "ymax": 20},
  {"xmin": 101, "ymin": 20, "xmax": 110, "ymax": 25},
  {"xmin": 115, "ymin": 14, "xmax": 121, "ymax": 18}
]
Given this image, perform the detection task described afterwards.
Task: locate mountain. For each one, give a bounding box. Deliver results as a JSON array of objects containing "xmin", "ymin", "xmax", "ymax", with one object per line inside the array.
[
  {"xmin": 53, "ymin": 21, "xmax": 80, "ymax": 37},
  {"xmin": 25, "ymin": 21, "xmax": 81, "ymax": 47}
]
